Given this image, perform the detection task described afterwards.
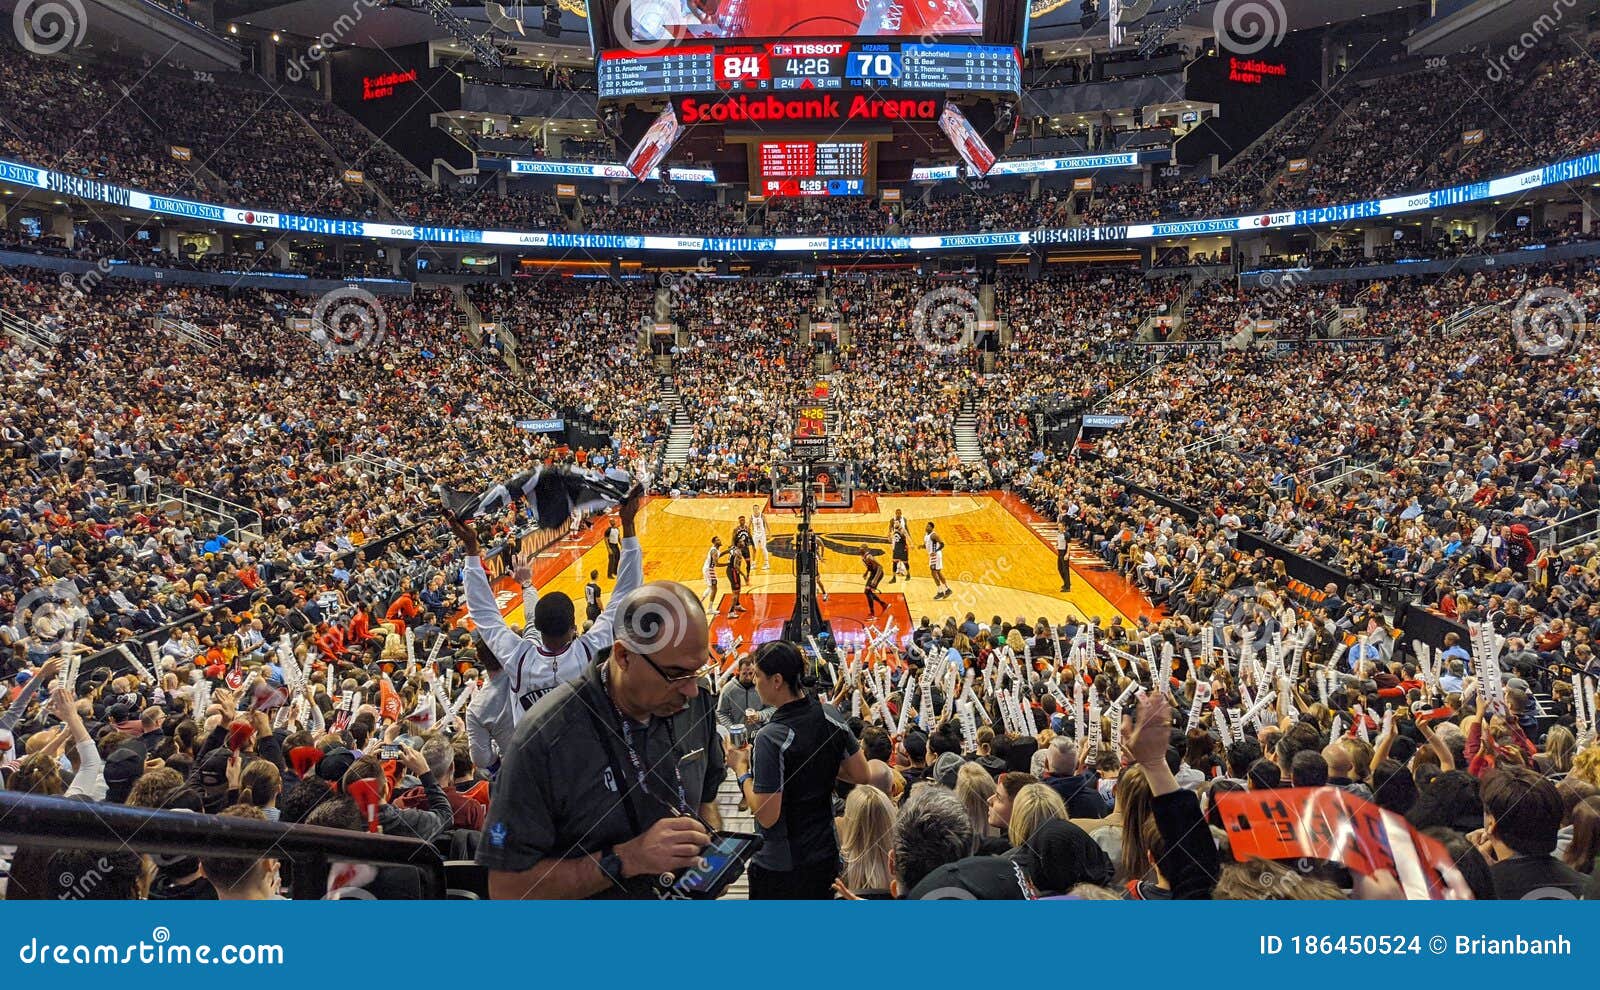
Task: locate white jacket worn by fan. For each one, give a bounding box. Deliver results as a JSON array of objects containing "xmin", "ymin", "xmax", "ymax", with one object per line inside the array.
[{"xmin": 461, "ymin": 535, "xmax": 644, "ymax": 758}]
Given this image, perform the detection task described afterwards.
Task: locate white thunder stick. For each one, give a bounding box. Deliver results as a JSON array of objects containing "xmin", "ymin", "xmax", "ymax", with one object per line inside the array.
[{"xmin": 1186, "ymin": 682, "xmax": 1212, "ymax": 733}]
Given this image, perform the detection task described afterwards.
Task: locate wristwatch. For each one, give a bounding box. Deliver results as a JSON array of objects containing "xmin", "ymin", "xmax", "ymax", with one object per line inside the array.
[
  {"xmin": 737, "ymin": 772, "xmax": 753, "ymax": 787},
  {"xmin": 597, "ymin": 846, "xmax": 626, "ymax": 885}
]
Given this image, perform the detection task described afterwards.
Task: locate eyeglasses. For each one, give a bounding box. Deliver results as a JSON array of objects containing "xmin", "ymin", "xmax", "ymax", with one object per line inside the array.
[{"xmin": 633, "ymin": 649, "xmax": 714, "ymax": 684}]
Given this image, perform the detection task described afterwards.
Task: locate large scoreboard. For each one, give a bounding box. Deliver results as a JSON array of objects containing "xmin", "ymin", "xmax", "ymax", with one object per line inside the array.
[{"xmin": 598, "ymin": 41, "xmax": 1020, "ymax": 99}]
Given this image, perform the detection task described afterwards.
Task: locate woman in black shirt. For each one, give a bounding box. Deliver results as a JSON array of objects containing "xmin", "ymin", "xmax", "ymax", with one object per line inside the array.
[{"xmin": 727, "ymin": 641, "xmax": 871, "ymax": 899}]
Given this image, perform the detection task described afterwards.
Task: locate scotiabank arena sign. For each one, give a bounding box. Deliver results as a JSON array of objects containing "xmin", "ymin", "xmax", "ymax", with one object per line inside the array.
[{"xmin": 677, "ymin": 92, "xmax": 943, "ymax": 125}]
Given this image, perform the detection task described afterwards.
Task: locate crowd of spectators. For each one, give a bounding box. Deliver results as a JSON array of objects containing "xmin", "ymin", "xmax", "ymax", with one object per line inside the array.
[
  {"xmin": 582, "ymin": 195, "xmax": 747, "ymax": 237},
  {"xmin": 7, "ymin": 36, "xmax": 1600, "ymax": 250}
]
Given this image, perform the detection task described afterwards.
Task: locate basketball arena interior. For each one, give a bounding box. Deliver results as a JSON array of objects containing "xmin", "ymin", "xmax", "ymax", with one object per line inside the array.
[{"xmin": 0, "ymin": 0, "xmax": 1599, "ymax": 908}]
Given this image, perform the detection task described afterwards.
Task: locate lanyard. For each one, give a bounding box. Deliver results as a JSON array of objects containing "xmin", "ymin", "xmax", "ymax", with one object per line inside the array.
[{"xmin": 604, "ymin": 668, "xmax": 690, "ymax": 816}]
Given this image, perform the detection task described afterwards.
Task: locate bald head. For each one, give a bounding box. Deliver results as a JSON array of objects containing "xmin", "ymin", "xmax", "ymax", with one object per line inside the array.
[
  {"xmin": 616, "ymin": 580, "xmax": 707, "ymax": 656},
  {"xmin": 867, "ymin": 759, "xmax": 894, "ymax": 797},
  {"xmin": 610, "ymin": 581, "xmax": 710, "ymax": 720},
  {"xmin": 1322, "ymin": 742, "xmax": 1354, "ymax": 778}
]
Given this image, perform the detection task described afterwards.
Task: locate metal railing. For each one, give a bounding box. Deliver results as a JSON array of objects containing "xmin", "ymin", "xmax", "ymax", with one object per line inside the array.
[
  {"xmin": 1, "ymin": 305, "xmax": 60, "ymax": 350},
  {"xmin": 340, "ymin": 450, "xmax": 425, "ymax": 491},
  {"xmin": 0, "ymin": 791, "xmax": 444, "ymax": 900},
  {"xmin": 1310, "ymin": 464, "xmax": 1381, "ymax": 492},
  {"xmin": 1529, "ymin": 508, "xmax": 1600, "ymax": 550},
  {"xmin": 1297, "ymin": 455, "xmax": 1347, "ymax": 484},
  {"xmin": 156, "ymin": 316, "xmax": 222, "ymax": 351},
  {"xmin": 150, "ymin": 482, "xmax": 264, "ymax": 543},
  {"xmin": 1176, "ymin": 432, "xmax": 1238, "ymax": 459},
  {"xmin": 1438, "ymin": 300, "xmax": 1509, "ymax": 337}
]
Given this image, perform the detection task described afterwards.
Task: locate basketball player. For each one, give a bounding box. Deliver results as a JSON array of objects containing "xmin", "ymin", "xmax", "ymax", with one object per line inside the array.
[
  {"xmin": 811, "ymin": 531, "xmax": 829, "ymax": 603},
  {"xmin": 860, "ymin": 549, "xmax": 886, "ymax": 617},
  {"xmin": 925, "ymin": 522, "xmax": 951, "ymax": 600},
  {"xmin": 733, "ymin": 515, "xmax": 753, "ymax": 581},
  {"xmin": 704, "ymin": 536, "xmax": 724, "ymax": 607},
  {"xmin": 567, "ymin": 503, "xmax": 584, "ymax": 542},
  {"xmin": 583, "ymin": 570, "xmax": 602, "ymax": 623},
  {"xmin": 889, "ymin": 509, "xmax": 910, "ymax": 583},
  {"xmin": 726, "ymin": 539, "xmax": 747, "ymax": 616},
  {"xmin": 751, "ymin": 502, "xmax": 770, "ymax": 570}
]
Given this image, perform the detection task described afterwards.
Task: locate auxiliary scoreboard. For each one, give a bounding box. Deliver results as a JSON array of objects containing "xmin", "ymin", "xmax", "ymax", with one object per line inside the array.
[{"xmin": 757, "ymin": 140, "xmax": 869, "ymax": 197}]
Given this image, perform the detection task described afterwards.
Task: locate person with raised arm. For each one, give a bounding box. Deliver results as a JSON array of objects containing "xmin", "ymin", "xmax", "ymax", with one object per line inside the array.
[{"xmin": 446, "ymin": 487, "xmax": 643, "ymax": 724}]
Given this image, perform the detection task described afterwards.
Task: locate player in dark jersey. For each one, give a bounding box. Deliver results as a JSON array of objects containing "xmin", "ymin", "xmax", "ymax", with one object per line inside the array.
[
  {"xmin": 583, "ymin": 570, "xmax": 602, "ymax": 623},
  {"xmin": 890, "ymin": 509, "xmax": 910, "ymax": 583},
  {"xmin": 860, "ymin": 549, "xmax": 886, "ymax": 617},
  {"xmin": 727, "ymin": 541, "xmax": 747, "ymax": 616},
  {"xmin": 733, "ymin": 516, "xmax": 754, "ymax": 581}
]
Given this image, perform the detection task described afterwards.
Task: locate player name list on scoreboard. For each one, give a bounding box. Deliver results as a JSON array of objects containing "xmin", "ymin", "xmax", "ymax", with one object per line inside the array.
[
  {"xmin": 598, "ymin": 46, "xmax": 717, "ymax": 97},
  {"xmin": 898, "ymin": 45, "xmax": 1018, "ymax": 90}
]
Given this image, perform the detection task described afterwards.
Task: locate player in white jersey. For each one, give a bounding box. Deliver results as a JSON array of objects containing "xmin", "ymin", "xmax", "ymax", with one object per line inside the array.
[
  {"xmin": 704, "ymin": 536, "xmax": 724, "ymax": 606},
  {"xmin": 751, "ymin": 502, "xmax": 770, "ymax": 570},
  {"xmin": 448, "ymin": 488, "xmax": 643, "ymax": 731},
  {"xmin": 925, "ymin": 522, "xmax": 951, "ymax": 600}
]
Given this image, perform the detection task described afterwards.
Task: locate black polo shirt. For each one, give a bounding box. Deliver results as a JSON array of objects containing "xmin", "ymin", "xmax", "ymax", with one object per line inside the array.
[
  {"xmin": 478, "ymin": 660, "xmax": 726, "ymax": 899},
  {"xmin": 751, "ymin": 694, "xmax": 859, "ymax": 872}
]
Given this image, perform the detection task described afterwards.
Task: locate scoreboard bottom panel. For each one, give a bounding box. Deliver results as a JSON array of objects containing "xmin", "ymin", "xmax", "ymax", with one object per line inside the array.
[{"xmin": 762, "ymin": 179, "xmax": 867, "ymax": 197}]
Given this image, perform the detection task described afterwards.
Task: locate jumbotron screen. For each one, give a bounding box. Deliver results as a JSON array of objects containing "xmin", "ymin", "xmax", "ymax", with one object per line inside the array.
[
  {"xmin": 758, "ymin": 140, "xmax": 868, "ymax": 197},
  {"xmin": 629, "ymin": 0, "xmax": 985, "ymax": 43}
]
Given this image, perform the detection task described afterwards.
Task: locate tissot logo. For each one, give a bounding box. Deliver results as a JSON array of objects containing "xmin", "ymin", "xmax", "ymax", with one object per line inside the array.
[{"xmin": 676, "ymin": 93, "xmax": 940, "ymax": 124}]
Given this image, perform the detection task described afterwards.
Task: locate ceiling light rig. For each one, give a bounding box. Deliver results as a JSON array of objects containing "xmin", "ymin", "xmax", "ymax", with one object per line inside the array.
[{"xmin": 413, "ymin": 0, "xmax": 503, "ymax": 67}]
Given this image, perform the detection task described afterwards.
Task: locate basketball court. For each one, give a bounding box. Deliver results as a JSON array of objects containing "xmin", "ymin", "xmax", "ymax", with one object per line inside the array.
[{"xmin": 516, "ymin": 493, "xmax": 1159, "ymax": 651}]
